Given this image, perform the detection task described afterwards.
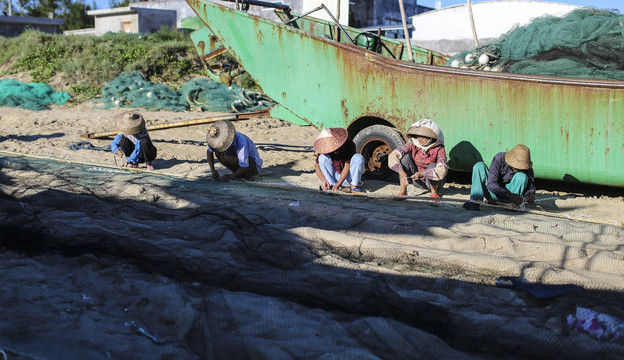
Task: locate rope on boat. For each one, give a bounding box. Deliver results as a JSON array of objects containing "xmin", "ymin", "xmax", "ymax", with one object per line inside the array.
[{"xmin": 0, "ymin": 150, "xmax": 620, "ymax": 228}]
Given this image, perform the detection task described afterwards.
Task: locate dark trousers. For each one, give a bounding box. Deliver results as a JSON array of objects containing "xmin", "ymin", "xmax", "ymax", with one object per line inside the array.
[
  {"xmin": 215, "ymin": 148, "xmax": 259, "ymax": 176},
  {"xmin": 399, "ymin": 154, "xmax": 445, "ymax": 190},
  {"xmin": 119, "ymin": 137, "xmax": 157, "ymax": 163}
]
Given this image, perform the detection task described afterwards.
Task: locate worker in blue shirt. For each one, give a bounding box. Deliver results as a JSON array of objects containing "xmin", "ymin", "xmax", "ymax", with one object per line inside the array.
[
  {"xmin": 206, "ymin": 120, "xmax": 263, "ymax": 181},
  {"xmin": 111, "ymin": 112, "xmax": 157, "ymax": 171}
]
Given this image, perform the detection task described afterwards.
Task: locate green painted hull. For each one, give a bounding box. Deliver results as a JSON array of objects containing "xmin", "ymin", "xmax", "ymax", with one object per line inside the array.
[{"xmin": 187, "ymin": 0, "xmax": 624, "ymax": 187}]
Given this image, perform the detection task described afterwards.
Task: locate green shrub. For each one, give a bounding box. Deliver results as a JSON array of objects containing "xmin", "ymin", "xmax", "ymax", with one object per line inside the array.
[{"xmin": 0, "ymin": 28, "xmax": 222, "ymax": 100}]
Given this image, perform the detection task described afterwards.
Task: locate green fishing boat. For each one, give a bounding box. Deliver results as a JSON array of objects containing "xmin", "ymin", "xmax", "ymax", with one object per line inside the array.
[{"xmin": 187, "ymin": 0, "xmax": 623, "ymax": 188}]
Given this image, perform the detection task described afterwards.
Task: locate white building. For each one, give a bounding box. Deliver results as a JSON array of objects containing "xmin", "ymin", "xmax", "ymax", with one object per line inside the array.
[
  {"xmin": 86, "ymin": 6, "xmax": 177, "ymax": 36},
  {"xmin": 410, "ymin": 1, "xmax": 581, "ymax": 55}
]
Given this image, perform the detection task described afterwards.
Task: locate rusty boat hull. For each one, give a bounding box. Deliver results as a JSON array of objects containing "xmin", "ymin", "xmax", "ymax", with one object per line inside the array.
[{"xmin": 187, "ymin": 0, "xmax": 624, "ymax": 187}]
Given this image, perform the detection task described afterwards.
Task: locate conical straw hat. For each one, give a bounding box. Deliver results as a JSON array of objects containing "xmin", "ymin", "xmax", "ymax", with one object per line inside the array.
[
  {"xmin": 206, "ymin": 120, "xmax": 236, "ymax": 152},
  {"xmin": 505, "ymin": 144, "xmax": 532, "ymax": 170},
  {"xmin": 407, "ymin": 121, "xmax": 437, "ymax": 139},
  {"xmin": 313, "ymin": 127, "xmax": 348, "ymax": 154},
  {"xmin": 116, "ymin": 112, "xmax": 145, "ymax": 135}
]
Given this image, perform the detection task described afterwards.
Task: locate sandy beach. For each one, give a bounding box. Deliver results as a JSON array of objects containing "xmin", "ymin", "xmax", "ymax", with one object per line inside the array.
[{"xmin": 1, "ymin": 102, "xmax": 624, "ymax": 358}]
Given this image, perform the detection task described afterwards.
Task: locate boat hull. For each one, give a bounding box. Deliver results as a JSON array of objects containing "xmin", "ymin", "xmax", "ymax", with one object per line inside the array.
[{"xmin": 187, "ymin": 0, "xmax": 624, "ymax": 187}]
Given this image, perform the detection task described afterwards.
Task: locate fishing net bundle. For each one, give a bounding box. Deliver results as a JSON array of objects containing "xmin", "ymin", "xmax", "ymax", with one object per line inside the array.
[
  {"xmin": 446, "ymin": 8, "xmax": 624, "ymax": 80},
  {"xmin": 98, "ymin": 71, "xmax": 275, "ymax": 113},
  {"xmin": 0, "ymin": 78, "xmax": 71, "ymax": 110},
  {"xmin": 1, "ymin": 152, "xmax": 624, "ymax": 359}
]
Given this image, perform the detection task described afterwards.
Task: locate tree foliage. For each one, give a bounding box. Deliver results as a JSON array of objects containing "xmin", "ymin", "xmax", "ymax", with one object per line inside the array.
[{"xmin": 2, "ymin": 0, "xmax": 95, "ymax": 30}]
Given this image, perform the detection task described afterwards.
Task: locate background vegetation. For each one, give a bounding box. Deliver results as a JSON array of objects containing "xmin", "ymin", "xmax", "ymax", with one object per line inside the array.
[{"xmin": 0, "ymin": 28, "xmax": 254, "ymax": 103}]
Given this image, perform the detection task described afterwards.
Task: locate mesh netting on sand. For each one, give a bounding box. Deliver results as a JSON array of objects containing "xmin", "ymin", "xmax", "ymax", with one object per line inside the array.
[
  {"xmin": 1, "ymin": 152, "xmax": 624, "ymax": 359},
  {"xmin": 97, "ymin": 71, "xmax": 275, "ymax": 113},
  {"xmin": 0, "ymin": 79, "xmax": 71, "ymax": 110}
]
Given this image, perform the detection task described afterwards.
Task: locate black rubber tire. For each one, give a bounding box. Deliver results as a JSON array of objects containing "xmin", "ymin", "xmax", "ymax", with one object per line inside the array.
[{"xmin": 353, "ymin": 125, "xmax": 405, "ymax": 181}]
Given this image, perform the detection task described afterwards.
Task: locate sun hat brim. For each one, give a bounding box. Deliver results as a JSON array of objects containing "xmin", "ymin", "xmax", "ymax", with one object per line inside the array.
[
  {"xmin": 116, "ymin": 112, "xmax": 146, "ymax": 135},
  {"xmin": 407, "ymin": 125, "xmax": 437, "ymax": 140},
  {"xmin": 313, "ymin": 127, "xmax": 348, "ymax": 154},
  {"xmin": 505, "ymin": 144, "xmax": 533, "ymax": 170}
]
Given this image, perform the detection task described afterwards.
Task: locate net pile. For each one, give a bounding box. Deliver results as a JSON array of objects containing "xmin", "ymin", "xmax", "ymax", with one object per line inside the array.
[
  {"xmin": 446, "ymin": 8, "xmax": 624, "ymax": 80},
  {"xmin": 97, "ymin": 71, "xmax": 274, "ymax": 113},
  {"xmin": 0, "ymin": 79, "xmax": 71, "ymax": 110}
]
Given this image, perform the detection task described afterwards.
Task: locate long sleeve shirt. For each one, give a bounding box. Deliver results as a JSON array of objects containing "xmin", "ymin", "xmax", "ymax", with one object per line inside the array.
[
  {"xmin": 111, "ymin": 131, "xmax": 150, "ymax": 164},
  {"xmin": 390, "ymin": 142, "xmax": 447, "ymax": 180},
  {"xmin": 487, "ymin": 152, "xmax": 536, "ymax": 198}
]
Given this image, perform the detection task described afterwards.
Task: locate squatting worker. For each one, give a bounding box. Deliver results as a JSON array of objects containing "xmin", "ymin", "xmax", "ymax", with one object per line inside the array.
[
  {"xmin": 468, "ymin": 144, "xmax": 536, "ymax": 206},
  {"xmin": 206, "ymin": 120, "xmax": 263, "ymax": 182},
  {"xmin": 313, "ymin": 127, "xmax": 365, "ymax": 193},
  {"xmin": 111, "ymin": 111, "xmax": 157, "ymax": 171},
  {"xmin": 388, "ymin": 118, "xmax": 448, "ymax": 198}
]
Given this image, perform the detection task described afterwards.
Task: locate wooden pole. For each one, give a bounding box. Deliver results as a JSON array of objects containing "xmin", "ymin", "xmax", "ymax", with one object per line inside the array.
[
  {"xmin": 398, "ymin": 0, "xmax": 414, "ymax": 62},
  {"xmin": 467, "ymin": 0, "xmax": 479, "ymax": 48},
  {"xmin": 80, "ymin": 109, "xmax": 270, "ymax": 139},
  {"xmin": 335, "ymin": 0, "xmax": 341, "ymax": 42}
]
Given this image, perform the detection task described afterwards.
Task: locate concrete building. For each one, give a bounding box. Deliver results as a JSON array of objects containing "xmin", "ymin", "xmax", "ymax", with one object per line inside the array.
[
  {"xmin": 129, "ymin": 0, "xmax": 197, "ymax": 29},
  {"xmin": 87, "ymin": 6, "xmax": 176, "ymax": 36},
  {"xmin": 122, "ymin": 0, "xmax": 431, "ymax": 35},
  {"xmin": 79, "ymin": 0, "xmax": 431, "ymax": 37},
  {"xmin": 410, "ymin": 1, "xmax": 580, "ymax": 55},
  {"xmin": 0, "ymin": 15, "xmax": 64, "ymax": 37}
]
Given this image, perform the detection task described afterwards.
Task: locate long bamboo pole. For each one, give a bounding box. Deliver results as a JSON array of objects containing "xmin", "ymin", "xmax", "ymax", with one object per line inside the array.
[
  {"xmin": 467, "ymin": 0, "xmax": 479, "ymax": 48},
  {"xmin": 398, "ymin": 0, "xmax": 414, "ymax": 62},
  {"xmin": 80, "ymin": 109, "xmax": 270, "ymax": 139}
]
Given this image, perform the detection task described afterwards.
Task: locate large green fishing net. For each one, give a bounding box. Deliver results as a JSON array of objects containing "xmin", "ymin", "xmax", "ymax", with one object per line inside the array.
[
  {"xmin": 0, "ymin": 79, "xmax": 71, "ymax": 110},
  {"xmin": 97, "ymin": 71, "xmax": 275, "ymax": 112},
  {"xmin": 445, "ymin": 8, "xmax": 624, "ymax": 81}
]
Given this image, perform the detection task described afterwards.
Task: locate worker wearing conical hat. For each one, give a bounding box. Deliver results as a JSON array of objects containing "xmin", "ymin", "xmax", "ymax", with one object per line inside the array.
[
  {"xmin": 466, "ymin": 144, "xmax": 536, "ymax": 208},
  {"xmin": 111, "ymin": 111, "xmax": 157, "ymax": 171},
  {"xmin": 314, "ymin": 127, "xmax": 365, "ymax": 192},
  {"xmin": 388, "ymin": 118, "xmax": 448, "ymax": 198},
  {"xmin": 206, "ymin": 120, "xmax": 263, "ymax": 181}
]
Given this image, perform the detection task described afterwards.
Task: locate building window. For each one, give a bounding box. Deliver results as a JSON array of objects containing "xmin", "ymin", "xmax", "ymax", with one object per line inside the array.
[{"xmin": 121, "ymin": 21, "xmax": 132, "ymax": 33}]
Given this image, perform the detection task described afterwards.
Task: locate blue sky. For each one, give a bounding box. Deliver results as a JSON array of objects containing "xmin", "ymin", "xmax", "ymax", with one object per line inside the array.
[
  {"xmin": 93, "ymin": 0, "xmax": 624, "ymax": 12},
  {"xmin": 416, "ymin": 1, "xmax": 623, "ymax": 12}
]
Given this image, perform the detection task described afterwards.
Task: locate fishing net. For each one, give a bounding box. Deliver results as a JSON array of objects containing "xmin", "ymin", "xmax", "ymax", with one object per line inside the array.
[
  {"xmin": 0, "ymin": 78, "xmax": 71, "ymax": 110},
  {"xmin": 1, "ymin": 152, "xmax": 624, "ymax": 359},
  {"xmin": 97, "ymin": 71, "xmax": 275, "ymax": 113},
  {"xmin": 445, "ymin": 8, "xmax": 624, "ymax": 80}
]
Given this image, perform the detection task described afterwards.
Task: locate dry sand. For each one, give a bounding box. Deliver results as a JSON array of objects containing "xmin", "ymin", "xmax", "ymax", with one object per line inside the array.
[
  {"xmin": 1, "ymin": 102, "xmax": 622, "ymax": 225},
  {"xmin": 1, "ymin": 102, "xmax": 624, "ymax": 358}
]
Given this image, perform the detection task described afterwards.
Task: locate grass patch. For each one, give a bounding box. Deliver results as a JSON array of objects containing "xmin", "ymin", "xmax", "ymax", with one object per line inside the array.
[{"xmin": 0, "ymin": 28, "xmax": 216, "ymax": 101}]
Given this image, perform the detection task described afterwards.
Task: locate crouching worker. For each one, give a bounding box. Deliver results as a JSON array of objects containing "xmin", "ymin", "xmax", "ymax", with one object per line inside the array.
[
  {"xmin": 206, "ymin": 120, "xmax": 263, "ymax": 182},
  {"xmin": 111, "ymin": 111, "xmax": 157, "ymax": 171},
  {"xmin": 388, "ymin": 119, "xmax": 448, "ymax": 198},
  {"xmin": 314, "ymin": 127, "xmax": 365, "ymax": 192},
  {"xmin": 467, "ymin": 144, "xmax": 536, "ymax": 207}
]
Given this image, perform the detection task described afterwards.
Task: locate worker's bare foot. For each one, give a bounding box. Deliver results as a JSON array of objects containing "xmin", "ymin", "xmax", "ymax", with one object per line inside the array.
[{"xmin": 398, "ymin": 186, "xmax": 408, "ymax": 196}]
